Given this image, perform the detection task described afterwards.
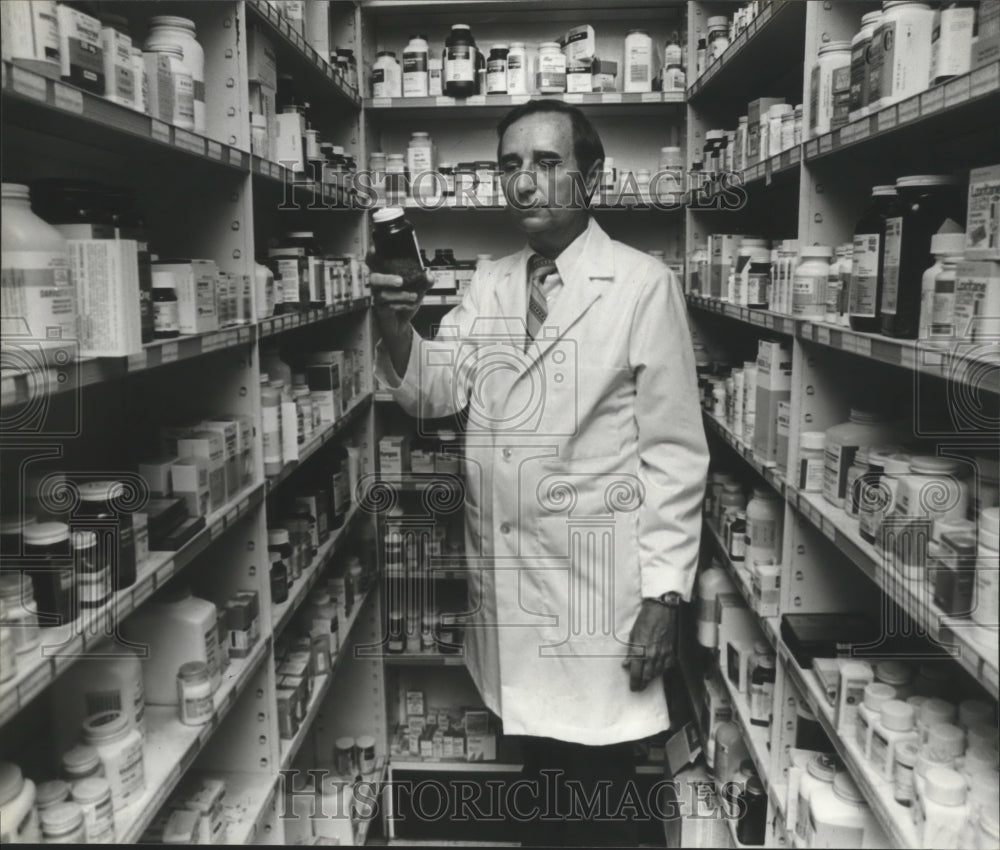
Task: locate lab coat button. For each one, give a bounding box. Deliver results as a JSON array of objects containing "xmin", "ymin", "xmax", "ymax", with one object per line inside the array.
[
  {"xmin": 501, "ymin": 448, "xmax": 512, "ymax": 460},
  {"xmin": 500, "ymin": 522, "xmax": 511, "ymax": 534}
]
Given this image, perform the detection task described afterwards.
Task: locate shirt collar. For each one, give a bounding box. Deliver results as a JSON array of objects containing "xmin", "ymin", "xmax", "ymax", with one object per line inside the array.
[{"xmin": 522, "ymin": 218, "xmax": 611, "ymax": 286}]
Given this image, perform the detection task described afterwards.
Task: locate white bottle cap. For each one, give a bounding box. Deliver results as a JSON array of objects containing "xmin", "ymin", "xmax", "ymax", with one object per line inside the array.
[
  {"xmin": 880, "ymin": 699, "xmax": 915, "ymax": 732},
  {"xmin": 800, "ymin": 431, "xmax": 826, "ymax": 450},
  {"xmin": 864, "ymin": 682, "xmax": 896, "ymax": 710},
  {"xmin": 924, "ymin": 766, "xmax": 967, "ymax": 806},
  {"xmin": 930, "ymin": 232, "xmax": 966, "ymax": 257},
  {"xmin": 920, "ymin": 698, "xmax": 956, "ymax": 729},
  {"xmin": 832, "ymin": 772, "xmax": 865, "ymax": 805},
  {"xmin": 927, "ymin": 723, "xmax": 966, "ymax": 759}
]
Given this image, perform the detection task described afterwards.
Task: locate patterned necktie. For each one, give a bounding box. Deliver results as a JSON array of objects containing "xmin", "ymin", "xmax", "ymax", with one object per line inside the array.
[{"xmin": 525, "ymin": 253, "xmax": 560, "ymax": 349}]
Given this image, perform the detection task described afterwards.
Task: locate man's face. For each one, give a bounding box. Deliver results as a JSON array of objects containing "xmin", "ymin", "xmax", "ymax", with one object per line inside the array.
[{"xmin": 498, "ymin": 112, "xmax": 596, "ymax": 237}]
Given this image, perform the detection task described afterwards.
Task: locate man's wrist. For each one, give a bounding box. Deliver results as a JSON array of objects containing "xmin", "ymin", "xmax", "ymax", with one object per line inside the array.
[{"xmin": 644, "ymin": 592, "xmax": 683, "ymax": 607}]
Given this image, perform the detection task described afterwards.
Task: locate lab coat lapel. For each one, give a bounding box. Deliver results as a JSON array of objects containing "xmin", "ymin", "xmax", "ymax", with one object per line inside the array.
[{"xmin": 491, "ymin": 251, "xmax": 529, "ymax": 347}]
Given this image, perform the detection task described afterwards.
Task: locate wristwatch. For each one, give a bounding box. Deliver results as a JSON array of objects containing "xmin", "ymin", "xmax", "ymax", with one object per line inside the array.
[{"xmin": 647, "ymin": 592, "xmax": 683, "ymax": 607}]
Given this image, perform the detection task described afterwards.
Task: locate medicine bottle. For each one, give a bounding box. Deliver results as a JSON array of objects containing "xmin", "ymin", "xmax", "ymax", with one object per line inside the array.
[
  {"xmin": 810, "ymin": 41, "xmax": 851, "ymax": 136},
  {"xmin": 706, "ymin": 16, "xmax": 730, "ymax": 59},
  {"xmin": 0, "ymin": 573, "xmax": 41, "ymax": 656},
  {"xmin": 506, "ymin": 43, "xmax": 528, "ymax": 94},
  {"xmin": 152, "ymin": 274, "xmax": 180, "ymax": 339},
  {"xmin": 371, "ymin": 208, "xmax": 425, "ymax": 287},
  {"xmin": 736, "ymin": 775, "xmax": 766, "ymax": 845},
  {"xmin": 726, "ymin": 510, "xmax": 747, "ymax": 563},
  {"xmin": 808, "ymin": 771, "xmax": 872, "ymax": 849},
  {"xmin": 372, "ymin": 51, "xmax": 401, "ymax": 98},
  {"xmin": 859, "ymin": 451, "xmax": 910, "ymax": 545},
  {"xmin": 849, "ymin": 185, "xmax": 898, "ymax": 331},
  {"xmin": 428, "ymin": 57, "xmax": 443, "ymax": 95},
  {"xmin": 39, "ymin": 800, "xmax": 85, "ymax": 844},
  {"xmin": 73, "ymin": 529, "xmax": 111, "ymax": 612},
  {"xmin": 796, "ymin": 753, "xmax": 840, "ymax": 843},
  {"xmin": 71, "ymin": 777, "xmax": 115, "ymax": 842},
  {"xmin": 791, "ymin": 245, "xmax": 832, "ymax": 319},
  {"xmin": 869, "ymin": 2, "xmax": 934, "ymax": 110},
  {"xmin": 1, "ymin": 183, "xmax": 77, "ymax": 353},
  {"xmin": 62, "ymin": 744, "xmax": 104, "ymax": 782},
  {"xmin": 932, "ymin": 2, "xmax": 976, "ymax": 84},
  {"xmin": 893, "ymin": 739, "xmax": 920, "ymax": 807},
  {"xmin": 22, "ymin": 521, "xmax": 74, "ymax": 627},
  {"xmin": 335, "ymin": 737, "xmax": 355, "ymax": 777},
  {"xmin": 335, "ymin": 48, "xmax": 358, "ymax": 92},
  {"xmin": 925, "ymin": 722, "xmax": 966, "ymax": 762},
  {"xmin": 82, "ymin": 710, "xmax": 145, "ymax": 810},
  {"xmin": 537, "ymin": 42, "xmax": 566, "ymax": 93},
  {"xmin": 177, "ymin": 660, "xmax": 214, "ymax": 725},
  {"xmin": 745, "ymin": 487, "xmax": 782, "ymax": 566},
  {"xmin": 623, "ymin": 30, "xmax": 653, "ymax": 93},
  {"xmin": 146, "ymin": 15, "xmax": 205, "ymax": 133},
  {"xmin": 856, "ymin": 681, "xmax": 896, "ymax": 757},
  {"xmin": 402, "ymin": 35, "xmax": 429, "ymax": 97},
  {"xmin": 917, "ymin": 698, "xmax": 957, "ymax": 744},
  {"xmin": 916, "ymin": 766, "xmax": 969, "ymax": 849},
  {"xmin": 443, "ymin": 25, "xmax": 477, "ymax": 97},
  {"xmin": 849, "ymin": 11, "xmax": 882, "ymax": 120},
  {"xmin": 696, "ymin": 560, "xmax": 735, "ymax": 649},
  {"xmin": 429, "ymin": 249, "xmax": 458, "ymax": 295},
  {"xmin": 357, "ymin": 735, "xmax": 377, "ymax": 774},
  {"xmin": 822, "ymin": 409, "xmax": 897, "ymax": 508},
  {"xmin": 973, "ymin": 507, "xmax": 1000, "ymax": 629},
  {"xmin": 748, "ymin": 648, "xmax": 775, "ymax": 727},
  {"xmin": 486, "ymin": 44, "xmax": 508, "ymax": 94},
  {"xmin": 36, "ymin": 779, "xmax": 70, "ymax": 811},
  {"xmin": 77, "ymin": 480, "xmax": 136, "ymax": 591},
  {"xmin": 870, "ymin": 699, "xmax": 919, "ymax": 779},
  {"xmin": 880, "ymin": 174, "xmax": 964, "ymax": 339},
  {"xmin": 918, "ymin": 232, "xmax": 965, "ymax": 339}
]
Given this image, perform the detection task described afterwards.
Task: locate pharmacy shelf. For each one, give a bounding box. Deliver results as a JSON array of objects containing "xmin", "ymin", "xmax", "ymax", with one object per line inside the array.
[
  {"xmin": 257, "ymin": 298, "xmax": 372, "ymax": 339},
  {"xmin": 777, "ymin": 639, "xmax": 922, "ymax": 850},
  {"xmin": 741, "ymin": 146, "xmax": 801, "ymax": 188},
  {"xmin": 383, "ymin": 650, "xmax": 466, "ymax": 666},
  {"xmin": 271, "ymin": 502, "xmax": 365, "ymax": 637},
  {"xmin": 687, "ymin": 1, "xmax": 807, "ymax": 103},
  {"xmin": 266, "ymin": 393, "xmax": 373, "ymax": 492},
  {"xmin": 0, "ymin": 481, "xmax": 265, "ymax": 727},
  {"xmin": 787, "ymin": 485, "xmax": 1000, "ymax": 700},
  {"xmin": 279, "ymin": 588, "xmax": 374, "ymax": 769},
  {"xmin": 804, "ymin": 61, "xmax": 1000, "ymax": 164},
  {"xmin": 385, "ymin": 566, "xmax": 468, "ymax": 581},
  {"xmin": 797, "ymin": 322, "xmax": 1000, "ymax": 396},
  {"xmin": 0, "ymin": 326, "xmax": 255, "ymax": 411},
  {"xmin": 686, "ymin": 293, "xmax": 796, "ymax": 336},
  {"xmin": 365, "ymin": 90, "xmax": 685, "ymax": 119},
  {"xmin": 216, "ymin": 770, "xmax": 281, "ymax": 846},
  {"xmin": 250, "ymin": 156, "xmax": 353, "ymax": 208},
  {"xmin": 379, "ymin": 474, "xmax": 465, "ymax": 493},
  {"xmin": 0, "ymin": 61, "xmax": 250, "ymax": 171},
  {"xmin": 703, "ymin": 520, "xmax": 780, "ymax": 650},
  {"xmin": 244, "ymin": 0, "xmax": 360, "ymax": 109},
  {"xmin": 117, "ymin": 637, "xmax": 272, "ymax": 844},
  {"xmin": 355, "ymin": 758, "xmax": 390, "ymax": 846},
  {"xmin": 685, "ymin": 296, "xmax": 999, "ymax": 394},
  {"xmin": 702, "ymin": 409, "xmax": 787, "ymax": 497}
]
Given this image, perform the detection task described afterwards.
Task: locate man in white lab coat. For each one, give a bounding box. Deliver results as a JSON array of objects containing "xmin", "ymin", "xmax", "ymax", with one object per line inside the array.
[{"xmin": 370, "ymin": 100, "xmax": 708, "ymax": 845}]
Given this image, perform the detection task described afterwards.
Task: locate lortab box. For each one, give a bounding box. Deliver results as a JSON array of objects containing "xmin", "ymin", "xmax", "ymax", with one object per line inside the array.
[{"xmin": 965, "ymin": 165, "xmax": 1000, "ymax": 260}]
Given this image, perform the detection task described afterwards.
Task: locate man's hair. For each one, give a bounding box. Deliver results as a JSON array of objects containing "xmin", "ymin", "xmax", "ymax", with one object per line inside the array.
[{"xmin": 496, "ymin": 99, "xmax": 605, "ymax": 178}]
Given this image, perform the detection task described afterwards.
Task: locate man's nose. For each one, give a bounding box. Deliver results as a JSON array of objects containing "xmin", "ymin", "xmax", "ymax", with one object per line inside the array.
[{"xmin": 511, "ymin": 170, "xmax": 538, "ymax": 198}]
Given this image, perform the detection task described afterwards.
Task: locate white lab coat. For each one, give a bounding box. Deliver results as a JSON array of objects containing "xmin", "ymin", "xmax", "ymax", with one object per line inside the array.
[{"xmin": 376, "ymin": 219, "xmax": 708, "ymax": 745}]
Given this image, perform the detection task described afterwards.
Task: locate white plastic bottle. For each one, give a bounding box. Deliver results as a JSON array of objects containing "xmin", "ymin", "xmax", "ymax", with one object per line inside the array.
[
  {"xmin": 869, "ymin": 699, "xmax": 919, "ymax": 779},
  {"xmin": 918, "ymin": 232, "xmax": 966, "ymax": 339},
  {"xmin": 796, "ymin": 753, "xmax": 840, "ymax": 844},
  {"xmin": 856, "ymin": 682, "xmax": 896, "ymax": 757},
  {"xmin": 623, "ymin": 29, "xmax": 653, "ymax": 93},
  {"xmin": 81, "ymin": 710, "xmax": 145, "ymax": 811},
  {"xmin": 808, "ymin": 771, "xmax": 874, "ymax": 848},
  {"xmin": 70, "ymin": 777, "xmax": 115, "ymax": 843},
  {"xmin": 696, "ymin": 560, "xmax": 736, "ymax": 649},
  {"xmin": 1, "ymin": 182, "xmax": 77, "ymax": 352},
  {"xmin": 402, "ymin": 35, "xmax": 429, "ymax": 97},
  {"xmin": 145, "ymin": 16, "xmax": 205, "ymax": 134},
  {"xmin": 120, "ymin": 585, "xmax": 220, "ymax": 704},
  {"xmin": 506, "ymin": 42, "xmax": 528, "ymax": 94},
  {"xmin": 869, "ymin": 1, "xmax": 935, "ymax": 110},
  {"xmin": 915, "ymin": 766, "xmax": 969, "ymax": 849},
  {"xmin": 0, "ymin": 0, "xmax": 61, "ymax": 79},
  {"xmin": 0, "ymin": 762, "xmax": 42, "ymax": 843},
  {"xmin": 792, "ymin": 245, "xmax": 832, "ymax": 320},
  {"xmin": 745, "ymin": 486, "xmax": 783, "ymax": 566},
  {"xmin": 822, "ymin": 408, "xmax": 897, "ymax": 508}
]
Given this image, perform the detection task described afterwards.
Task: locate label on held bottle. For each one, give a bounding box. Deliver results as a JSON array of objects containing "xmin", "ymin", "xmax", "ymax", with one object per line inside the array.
[
  {"xmin": 850, "ymin": 234, "xmax": 881, "ymax": 317},
  {"xmin": 153, "ymin": 299, "xmax": 179, "ymax": 334}
]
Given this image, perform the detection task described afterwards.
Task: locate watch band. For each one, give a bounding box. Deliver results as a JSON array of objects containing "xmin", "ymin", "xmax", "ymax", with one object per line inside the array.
[{"xmin": 648, "ymin": 591, "xmax": 683, "ymax": 607}]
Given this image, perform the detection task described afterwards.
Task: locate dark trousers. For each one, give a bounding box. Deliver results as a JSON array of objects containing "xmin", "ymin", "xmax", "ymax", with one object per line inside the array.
[{"xmin": 517, "ymin": 736, "xmax": 640, "ymax": 848}]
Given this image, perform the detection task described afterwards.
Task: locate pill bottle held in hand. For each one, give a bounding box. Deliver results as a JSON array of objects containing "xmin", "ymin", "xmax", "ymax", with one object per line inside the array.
[{"xmin": 370, "ymin": 208, "xmax": 429, "ymax": 294}]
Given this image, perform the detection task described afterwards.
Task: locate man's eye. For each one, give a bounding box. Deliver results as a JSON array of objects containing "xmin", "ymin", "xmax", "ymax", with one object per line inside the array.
[
  {"xmin": 500, "ymin": 162, "xmax": 521, "ymax": 174},
  {"xmin": 538, "ymin": 159, "xmax": 561, "ymax": 170}
]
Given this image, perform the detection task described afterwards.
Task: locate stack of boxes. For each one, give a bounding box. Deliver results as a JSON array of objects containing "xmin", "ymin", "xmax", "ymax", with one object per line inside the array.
[{"xmin": 390, "ymin": 692, "xmax": 497, "ymax": 762}]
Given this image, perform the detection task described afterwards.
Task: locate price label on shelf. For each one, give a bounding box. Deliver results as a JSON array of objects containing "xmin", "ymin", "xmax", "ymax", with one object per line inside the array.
[
  {"xmin": 225, "ymin": 506, "xmax": 239, "ymax": 527},
  {"xmin": 127, "ymin": 350, "xmax": 147, "ymax": 372},
  {"xmin": 854, "ymin": 336, "xmax": 872, "ymax": 357},
  {"xmin": 466, "ymin": 95, "xmax": 486, "ymax": 105},
  {"xmin": 155, "ymin": 560, "xmax": 176, "ymax": 588},
  {"xmin": 898, "ymin": 98, "xmax": 920, "ymax": 124},
  {"xmin": 210, "ymin": 520, "xmax": 224, "ymax": 540},
  {"xmin": 53, "ymin": 83, "xmax": 83, "ymax": 114},
  {"xmin": 853, "ymin": 119, "xmax": 871, "ymax": 141},
  {"xmin": 11, "ymin": 66, "xmax": 46, "ymax": 101},
  {"xmin": 134, "ymin": 574, "xmax": 155, "ymax": 604},
  {"xmin": 150, "ymin": 120, "xmax": 171, "ymax": 144},
  {"xmin": 821, "ymin": 515, "xmax": 837, "ymax": 542},
  {"xmin": 159, "ymin": 341, "xmax": 179, "ymax": 363},
  {"xmin": 970, "ymin": 63, "xmax": 999, "ymax": 98},
  {"xmin": 921, "ymin": 86, "xmax": 945, "ymax": 115},
  {"xmin": 372, "ymin": 97, "xmax": 392, "ymax": 108},
  {"xmin": 817, "ymin": 326, "xmax": 831, "ymax": 346},
  {"xmin": 207, "ymin": 141, "xmax": 223, "ymax": 160},
  {"xmin": 602, "ymin": 92, "xmax": 622, "ymax": 103},
  {"xmin": 511, "ymin": 94, "xmax": 530, "ymax": 105},
  {"xmin": 239, "ymin": 497, "xmax": 250, "ymax": 515},
  {"xmin": 202, "ymin": 332, "xmax": 220, "ymax": 352},
  {"xmin": 641, "ymin": 92, "xmax": 661, "ymax": 102},
  {"xmin": 944, "ymin": 76, "xmax": 970, "ymax": 107},
  {"xmin": 564, "ymin": 93, "xmax": 583, "ymax": 103},
  {"xmin": 876, "ymin": 106, "xmax": 897, "ymax": 132}
]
